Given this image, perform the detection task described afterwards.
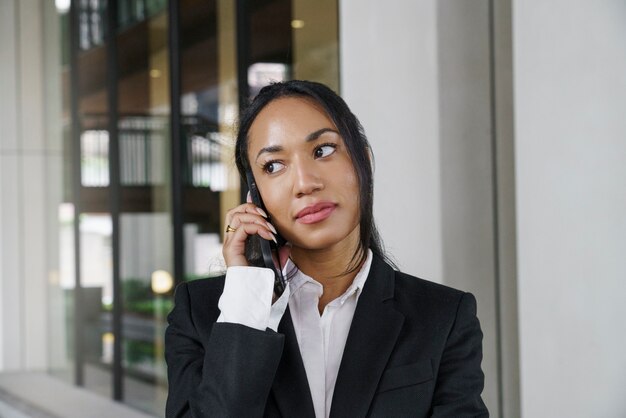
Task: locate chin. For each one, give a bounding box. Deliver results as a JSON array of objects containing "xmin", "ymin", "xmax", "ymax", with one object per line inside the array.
[
  {"xmin": 286, "ymin": 223, "xmax": 360, "ymax": 252},
  {"xmin": 287, "ymin": 234, "xmax": 338, "ymax": 251}
]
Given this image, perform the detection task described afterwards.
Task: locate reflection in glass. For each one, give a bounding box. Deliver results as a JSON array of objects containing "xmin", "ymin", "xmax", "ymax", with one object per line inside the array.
[
  {"xmin": 81, "ymin": 129, "xmax": 109, "ymax": 186},
  {"xmin": 78, "ymin": 0, "xmax": 106, "ymax": 50},
  {"xmin": 120, "ymin": 214, "xmax": 171, "ymax": 413},
  {"xmin": 248, "ymin": 62, "xmax": 289, "ymax": 98},
  {"xmin": 116, "ymin": 5, "xmax": 171, "ymax": 415},
  {"xmin": 44, "ymin": 0, "xmax": 340, "ymax": 415},
  {"xmin": 291, "ymin": 0, "xmax": 339, "ymax": 89},
  {"xmin": 119, "ymin": 116, "xmax": 167, "ymax": 186},
  {"xmin": 178, "ymin": 0, "xmax": 238, "ymax": 280},
  {"xmin": 75, "ymin": 0, "xmax": 114, "ymax": 392},
  {"xmin": 48, "ymin": 203, "xmax": 76, "ymax": 384},
  {"xmin": 80, "ymin": 213, "xmax": 113, "ymax": 398},
  {"xmin": 46, "ymin": 0, "xmax": 76, "ymax": 385}
]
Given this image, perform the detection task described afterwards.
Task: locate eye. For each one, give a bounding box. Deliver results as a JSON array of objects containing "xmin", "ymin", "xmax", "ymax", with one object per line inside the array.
[
  {"xmin": 314, "ymin": 143, "xmax": 337, "ymax": 159},
  {"xmin": 263, "ymin": 161, "xmax": 286, "ymax": 174}
]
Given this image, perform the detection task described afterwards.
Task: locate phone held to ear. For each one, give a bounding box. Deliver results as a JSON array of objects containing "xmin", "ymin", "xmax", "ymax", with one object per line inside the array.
[{"xmin": 245, "ymin": 169, "xmax": 287, "ymax": 297}]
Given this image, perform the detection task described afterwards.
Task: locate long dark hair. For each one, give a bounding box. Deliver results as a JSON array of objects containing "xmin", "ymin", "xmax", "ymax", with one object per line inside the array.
[{"xmin": 235, "ymin": 80, "xmax": 393, "ymax": 273}]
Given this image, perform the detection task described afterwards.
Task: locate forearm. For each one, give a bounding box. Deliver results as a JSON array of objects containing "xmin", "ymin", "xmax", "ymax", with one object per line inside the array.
[
  {"xmin": 189, "ymin": 323, "xmax": 284, "ymax": 417},
  {"xmin": 166, "ymin": 273, "xmax": 289, "ymax": 418}
]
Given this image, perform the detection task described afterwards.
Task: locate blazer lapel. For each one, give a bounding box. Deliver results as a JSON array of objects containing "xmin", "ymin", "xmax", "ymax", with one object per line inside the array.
[
  {"xmin": 330, "ymin": 255, "xmax": 405, "ymax": 418},
  {"xmin": 272, "ymin": 307, "xmax": 316, "ymax": 418}
]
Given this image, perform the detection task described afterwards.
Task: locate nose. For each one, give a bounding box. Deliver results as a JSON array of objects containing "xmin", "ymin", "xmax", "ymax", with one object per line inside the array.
[{"xmin": 292, "ymin": 159, "xmax": 324, "ymax": 197}]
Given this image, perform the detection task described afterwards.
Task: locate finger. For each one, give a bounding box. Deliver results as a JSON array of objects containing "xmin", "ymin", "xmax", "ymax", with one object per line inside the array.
[
  {"xmin": 225, "ymin": 203, "xmax": 263, "ymax": 222},
  {"xmin": 224, "ymin": 214, "xmax": 276, "ymax": 242},
  {"xmin": 225, "ymin": 203, "xmax": 268, "ymax": 226},
  {"xmin": 228, "ymin": 212, "xmax": 266, "ymax": 229},
  {"xmin": 227, "ymin": 213, "xmax": 276, "ymax": 233},
  {"xmin": 223, "ymin": 222, "xmax": 276, "ymax": 267},
  {"xmin": 232, "ymin": 222, "xmax": 276, "ymax": 243}
]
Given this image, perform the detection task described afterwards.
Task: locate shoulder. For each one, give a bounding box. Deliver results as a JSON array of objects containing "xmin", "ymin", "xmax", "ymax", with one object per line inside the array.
[
  {"xmin": 369, "ymin": 254, "xmax": 470, "ymax": 311},
  {"xmin": 386, "ymin": 268, "xmax": 481, "ymax": 360},
  {"xmin": 390, "ymin": 268, "xmax": 476, "ymax": 322},
  {"xmin": 172, "ymin": 276, "xmax": 225, "ymax": 318},
  {"xmin": 176, "ymin": 275, "xmax": 225, "ymax": 296},
  {"xmin": 182, "ymin": 275, "xmax": 226, "ymax": 294},
  {"xmin": 394, "ymin": 270, "xmax": 465, "ymax": 302}
]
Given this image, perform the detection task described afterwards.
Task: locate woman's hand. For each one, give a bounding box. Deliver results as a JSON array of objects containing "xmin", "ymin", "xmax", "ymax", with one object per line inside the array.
[{"xmin": 223, "ymin": 202, "xmax": 278, "ymax": 267}]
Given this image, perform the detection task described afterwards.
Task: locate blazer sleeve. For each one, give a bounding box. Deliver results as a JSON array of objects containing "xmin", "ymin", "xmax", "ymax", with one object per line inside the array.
[
  {"xmin": 430, "ymin": 292, "xmax": 489, "ymax": 417},
  {"xmin": 165, "ymin": 282, "xmax": 286, "ymax": 418}
]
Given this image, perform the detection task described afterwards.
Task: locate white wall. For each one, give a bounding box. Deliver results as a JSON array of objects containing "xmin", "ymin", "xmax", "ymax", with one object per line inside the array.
[
  {"xmin": 0, "ymin": 2, "xmax": 19, "ymax": 370},
  {"xmin": 340, "ymin": 0, "xmax": 442, "ymax": 282},
  {"xmin": 0, "ymin": 0, "xmax": 48, "ymax": 371},
  {"xmin": 339, "ymin": 1, "xmax": 506, "ymax": 415},
  {"xmin": 514, "ymin": 1, "xmax": 626, "ymax": 417},
  {"xmin": 341, "ymin": 0, "xmax": 626, "ymax": 416},
  {"xmin": 0, "ymin": 0, "xmax": 22, "ymax": 372}
]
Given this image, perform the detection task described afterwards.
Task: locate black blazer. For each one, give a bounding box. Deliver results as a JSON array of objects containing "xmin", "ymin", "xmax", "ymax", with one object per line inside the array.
[{"xmin": 165, "ymin": 254, "xmax": 488, "ymax": 417}]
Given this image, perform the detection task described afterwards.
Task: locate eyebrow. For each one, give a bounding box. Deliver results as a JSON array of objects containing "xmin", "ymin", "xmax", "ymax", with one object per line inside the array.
[
  {"xmin": 305, "ymin": 127, "xmax": 339, "ymax": 142},
  {"xmin": 255, "ymin": 127, "xmax": 339, "ymax": 162}
]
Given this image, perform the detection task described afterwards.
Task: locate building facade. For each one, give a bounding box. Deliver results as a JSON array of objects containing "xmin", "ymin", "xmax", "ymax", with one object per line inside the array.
[{"xmin": 2, "ymin": 0, "xmax": 626, "ymax": 417}]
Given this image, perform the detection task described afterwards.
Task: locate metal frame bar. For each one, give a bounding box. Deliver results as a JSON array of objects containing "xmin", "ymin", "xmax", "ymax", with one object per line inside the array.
[
  {"xmin": 236, "ymin": 0, "xmax": 250, "ymax": 203},
  {"xmin": 488, "ymin": 0, "xmax": 503, "ymax": 409},
  {"xmin": 106, "ymin": 0, "xmax": 124, "ymax": 401},
  {"xmin": 487, "ymin": 0, "xmax": 504, "ymax": 409},
  {"xmin": 68, "ymin": 0, "xmax": 84, "ymax": 388},
  {"xmin": 488, "ymin": 0, "xmax": 520, "ymax": 414},
  {"xmin": 169, "ymin": 0, "xmax": 184, "ymax": 286}
]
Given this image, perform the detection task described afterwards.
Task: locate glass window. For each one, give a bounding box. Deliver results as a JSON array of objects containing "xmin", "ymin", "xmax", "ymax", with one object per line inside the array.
[
  {"xmin": 116, "ymin": 6, "xmax": 172, "ymax": 414},
  {"xmin": 46, "ymin": 0, "xmax": 339, "ymax": 415}
]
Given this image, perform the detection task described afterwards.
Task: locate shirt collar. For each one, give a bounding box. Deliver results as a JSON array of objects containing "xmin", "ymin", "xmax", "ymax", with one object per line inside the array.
[{"xmin": 284, "ymin": 249, "xmax": 373, "ymax": 305}]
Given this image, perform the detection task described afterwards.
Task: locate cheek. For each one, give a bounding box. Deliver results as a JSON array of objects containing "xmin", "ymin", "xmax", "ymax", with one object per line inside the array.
[
  {"xmin": 341, "ymin": 169, "xmax": 361, "ymax": 218},
  {"xmin": 260, "ymin": 183, "xmax": 289, "ymax": 224},
  {"xmin": 347, "ymin": 171, "xmax": 359, "ymax": 192},
  {"xmin": 341, "ymin": 164, "xmax": 360, "ymax": 197}
]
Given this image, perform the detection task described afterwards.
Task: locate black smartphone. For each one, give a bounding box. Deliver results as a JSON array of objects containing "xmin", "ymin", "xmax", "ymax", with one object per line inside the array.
[{"xmin": 245, "ymin": 169, "xmax": 286, "ymax": 296}]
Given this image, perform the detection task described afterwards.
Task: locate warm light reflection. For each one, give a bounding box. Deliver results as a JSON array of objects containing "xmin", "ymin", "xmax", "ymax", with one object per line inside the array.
[
  {"xmin": 102, "ymin": 332, "xmax": 114, "ymax": 364},
  {"xmin": 55, "ymin": 0, "xmax": 70, "ymax": 14},
  {"xmin": 291, "ymin": 19, "xmax": 305, "ymax": 29},
  {"xmin": 151, "ymin": 270, "xmax": 174, "ymax": 294}
]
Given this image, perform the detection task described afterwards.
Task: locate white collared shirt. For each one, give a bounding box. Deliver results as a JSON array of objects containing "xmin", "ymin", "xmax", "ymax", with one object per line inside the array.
[{"xmin": 217, "ymin": 250, "xmax": 373, "ymax": 418}]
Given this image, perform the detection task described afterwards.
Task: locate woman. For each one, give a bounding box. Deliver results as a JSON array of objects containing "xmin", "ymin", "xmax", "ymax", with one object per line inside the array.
[{"xmin": 165, "ymin": 80, "xmax": 488, "ymax": 417}]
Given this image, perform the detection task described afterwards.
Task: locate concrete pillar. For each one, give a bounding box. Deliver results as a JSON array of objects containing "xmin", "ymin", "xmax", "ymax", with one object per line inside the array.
[
  {"xmin": 340, "ymin": 1, "xmax": 521, "ymax": 415},
  {"xmin": 0, "ymin": 0, "xmax": 50, "ymax": 371},
  {"xmin": 513, "ymin": 1, "xmax": 626, "ymax": 416}
]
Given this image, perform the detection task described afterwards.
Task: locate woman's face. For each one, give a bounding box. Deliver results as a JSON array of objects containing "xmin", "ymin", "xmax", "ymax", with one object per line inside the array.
[{"xmin": 247, "ymin": 97, "xmax": 361, "ymax": 254}]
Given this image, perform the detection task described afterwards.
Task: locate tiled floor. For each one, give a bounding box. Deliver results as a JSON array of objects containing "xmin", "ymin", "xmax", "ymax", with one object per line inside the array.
[
  {"xmin": 0, "ymin": 398, "xmax": 39, "ymax": 418},
  {"xmin": 0, "ymin": 385, "xmax": 56, "ymax": 418},
  {"xmin": 0, "ymin": 372, "xmax": 156, "ymax": 418}
]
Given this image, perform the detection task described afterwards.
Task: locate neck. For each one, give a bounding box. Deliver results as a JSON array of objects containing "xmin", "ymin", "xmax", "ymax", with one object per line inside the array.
[{"xmin": 290, "ymin": 228, "xmax": 365, "ymax": 313}]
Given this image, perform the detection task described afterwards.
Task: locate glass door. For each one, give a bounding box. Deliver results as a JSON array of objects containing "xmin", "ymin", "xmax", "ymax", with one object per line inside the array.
[
  {"xmin": 54, "ymin": 0, "xmax": 339, "ymax": 416},
  {"xmin": 115, "ymin": 1, "xmax": 172, "ymax": 414},
  {"xmin": 74, "ymin": 0, "xmax": 115, "ymax": 400}
]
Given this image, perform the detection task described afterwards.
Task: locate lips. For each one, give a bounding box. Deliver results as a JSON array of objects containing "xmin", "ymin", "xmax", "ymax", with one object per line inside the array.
[{"xmin": 295, "ymin": 202, "xmax": 337, "ymax": 224}]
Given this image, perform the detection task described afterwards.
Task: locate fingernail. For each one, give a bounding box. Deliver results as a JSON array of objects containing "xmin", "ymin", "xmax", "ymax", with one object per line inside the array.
[
  {"xmin": 266, "ymin": 222, "xmax": 277, "ymax": 234},
  {"xmin": 256, "ymin": 207, "xmax": 268, "ymax": 218},
  {"xmin": 270, "ymin": 233, "xmax": 278, "ymax": 244}
]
